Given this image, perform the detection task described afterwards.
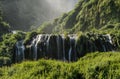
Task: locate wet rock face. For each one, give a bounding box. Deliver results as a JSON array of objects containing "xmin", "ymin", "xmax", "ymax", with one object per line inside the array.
[
  {"xmin": 15, "ymin": 40, "xmax": 25, "ymax": 62},
  {"xmin": 47, "ymin": 35, "xmax": 58, "ymax": 59},
  {"xmin": 76, "ymin": 34, "xmax": 114, "ymax": 58},
  {"xmin": 37, "ymin": 35, "xmax": 48, "ymax": 59},
  {"xmin": 14, "ymin": 33, "xmax": 114, "ymax": 62}
]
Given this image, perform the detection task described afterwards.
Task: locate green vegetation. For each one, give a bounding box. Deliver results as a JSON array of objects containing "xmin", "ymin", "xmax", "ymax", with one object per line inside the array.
[
  {"xmin": 0, "ymin": 0, "xmax": 120, "ymax": 78},
  {"xmin": 23, "ymin": 31, "xmax": 38, "ymax": 45},
  {"xmin": 0, "ymin": 32, "xmax": 25, "ymax": 65},
  {"xmin": 0, "ymin": 52, "xmax": 120, "ymax": 79},
  {"xmin": 37, "ymin": 0, "xmax": 120, "ymax": 33},
  {"xmin": 0, "ymin": 57, "xmax": 11, "ymax": 67},
  {"xmin": 1, "ymin": 29, "xmax": 120, "ymax": 67}
]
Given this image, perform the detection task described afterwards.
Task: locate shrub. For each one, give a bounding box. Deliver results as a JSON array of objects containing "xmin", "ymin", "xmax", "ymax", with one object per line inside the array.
[{"xmin": 0, "ymin": 57, "xmax": 11, "ymax": 67}]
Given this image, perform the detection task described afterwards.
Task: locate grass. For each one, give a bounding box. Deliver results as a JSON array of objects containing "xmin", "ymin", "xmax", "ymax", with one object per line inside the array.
[{"xmin": 0, "ymin": 52, "xmax": 120, "ymax": 79}]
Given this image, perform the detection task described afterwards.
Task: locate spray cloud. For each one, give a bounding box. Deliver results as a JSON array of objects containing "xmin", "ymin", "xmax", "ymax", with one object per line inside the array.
[{"xmin": 1, "ymin": 0, "xmax": 78, "ymax": 30}]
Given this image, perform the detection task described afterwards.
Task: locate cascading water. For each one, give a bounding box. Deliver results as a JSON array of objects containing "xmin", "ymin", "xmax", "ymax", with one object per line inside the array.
[
  {"xmin": 15, "ymin": 34, "xmax": 114, "ymax": 62},
  {"xmin": 35, "ymin": 35, "xmax": 43, "ymax": 60},
  {"xmin": 62, "ymin": 35, "xmax": 66, "ymax": 61},
  {"xmin": 103, "ymin": 45, "xmax": 106, "ymax": 52},
  {"xmin": 46, "ymin": 35, "xmax": 51, "ymax": 55},
  {"xmin": 68, "ymin": 35, "xmax": 77, "ymax": 62},
  {"xmin": 68, "ymin": 36, "xmax": 72, "ymax": 62},
  {"xmin": 31, "ymin": 35, "xmax": 43, "ymax": 60},
  {"xmin": 31, "ymin": 37, "xmax": 37, "ymax": 60},
  {"xmin": 106, "ymin": 34, "xmax": 112, "ymax": 44},
  {"xmin": 73, "ymin": 35, "xmax": 77, "ymax": 61},
  {"xmin": 15, "ymin": 40, "xmax": 25, "ymax": 62},
  {"xmin": 44, "ymin": 35, "xmax": 49, "ymax": 56},
  {"xmin": 56, "ymin": 35, "xmax": 60, "ymax": 59},
  {"xmin": 104, "ymin": 34, "xmax": 113, "ymax": 51}
]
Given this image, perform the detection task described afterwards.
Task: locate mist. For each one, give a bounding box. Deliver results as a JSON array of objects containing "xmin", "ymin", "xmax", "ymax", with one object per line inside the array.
[{"xmin": 1, "ymin": 0, "xmax": 78, "ymax": 30}]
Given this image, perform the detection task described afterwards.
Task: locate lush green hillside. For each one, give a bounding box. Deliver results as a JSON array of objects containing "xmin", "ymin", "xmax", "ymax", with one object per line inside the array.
[
  {"xmin": 38, "ymin": 0, "xmax": 120, "ymax": 33},
  {"xmin": 0, "ymin": 0, "xmax": 120, "ymax": 78},
  {"xmin": 0, "ymin": 52, "xmax": 120, "ymax": 79}
]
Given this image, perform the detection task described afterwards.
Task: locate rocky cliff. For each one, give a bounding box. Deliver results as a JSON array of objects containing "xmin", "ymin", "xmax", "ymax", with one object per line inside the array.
[{"xmin": 14, "ymin": 33, "xmax": 115, "ymax": 62}]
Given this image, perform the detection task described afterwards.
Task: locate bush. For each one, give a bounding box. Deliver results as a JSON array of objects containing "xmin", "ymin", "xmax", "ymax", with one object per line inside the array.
[
  {"xmin": 0, "ymin": 57, "xmax": 11, "ymax": 67},
  {"xmin": 1, "ymin": 52, "xmax": 120, "ymax": 79},
  {"xmin": 0, "ymin": 32, "xmax": 25, "ymax": 63}
]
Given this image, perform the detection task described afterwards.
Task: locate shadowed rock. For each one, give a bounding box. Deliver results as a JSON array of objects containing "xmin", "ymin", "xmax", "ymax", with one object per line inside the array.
[{"xmin": 14, "ymin": 33, "xmax": 114, "ymax": 62}]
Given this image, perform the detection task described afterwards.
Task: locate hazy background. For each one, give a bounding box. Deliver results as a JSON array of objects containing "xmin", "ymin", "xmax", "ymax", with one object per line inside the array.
[{"xmin": 1, "ymin": 0, "xmax": 78, "ymax": 31}]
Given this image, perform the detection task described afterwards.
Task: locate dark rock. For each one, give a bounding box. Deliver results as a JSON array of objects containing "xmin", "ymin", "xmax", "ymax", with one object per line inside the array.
[{"xmin": 14, "ymin": 33, "xmax": 114, "ymax": 62}]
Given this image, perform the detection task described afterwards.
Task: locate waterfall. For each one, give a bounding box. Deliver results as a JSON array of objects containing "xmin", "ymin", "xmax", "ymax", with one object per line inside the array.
[
  {"xmin": 44, "ymin": 35, "xmax": 49, "ymax": 56},
  {"xmin": 15, "ymin": 40, "xmax": 25, "ymax": 62},
  {"xmin": 74, "ymin": 36, "xmax": 77, "ymax": 61},
  {"xmin": 106, "ymin": 34, "xmax": 113, "ymax": 51},
  {"xmin": 46, "ymin": 35, "xmax": 51, "ymax": 54},
  {"xmin": 15, "ymin": 34, "xmax": 114, "ymax": 62},
  {"xmin": 35, "ymin": 35, "xmax": 43, "ymax": 60},
  {"xmin": 103, "ymin": 34, "xmax": 113, "ymax": 51},
  {"xmin": 102, "ymin": 45, "xmax": 106, "ymax": 52},
  {"xmin": 68, "ymin": 35, "xmax": 77, "ymax": 61},
  {"xmin": 31, "ymin": 38, "xmax": 37, "ymax": 60},
  {"xmin": 68, "ymin": 47, "xmax": 72, "ymax": 62},
  {"xmin": 106, "ymin": 34, "xmax": 112, "ymax": 44},
  {"xmin": 31, "ymin": 35, "xmax": 43, "ymax": 60},
  {"xmin": 62, "ymin": 35, "xmax": 66, "ymax": 61},
  {"xmin": 69, "ymin": 36, "xmax": 72, "ymax": 62},
  {"xmin": 56, "ymin": 35, "xmax": 60, "ymax": 59}
]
